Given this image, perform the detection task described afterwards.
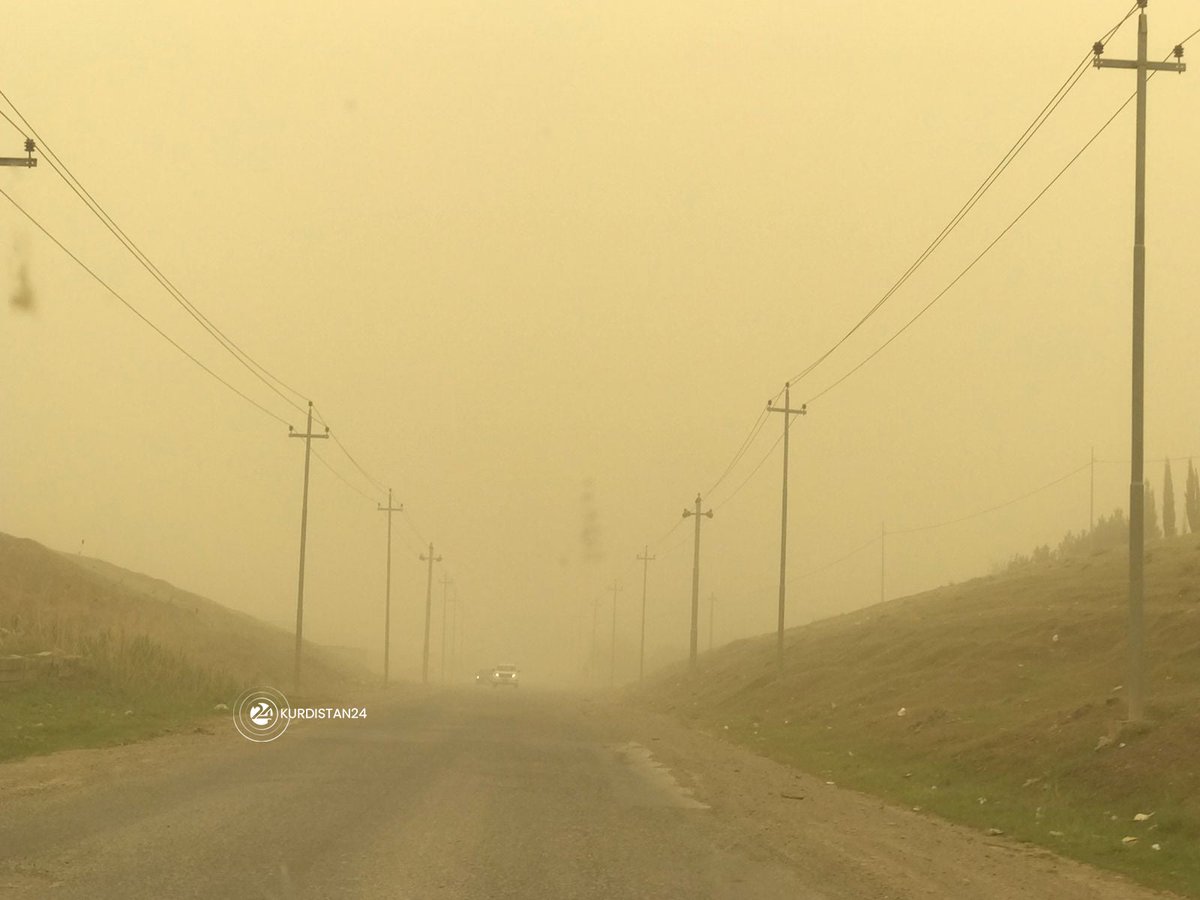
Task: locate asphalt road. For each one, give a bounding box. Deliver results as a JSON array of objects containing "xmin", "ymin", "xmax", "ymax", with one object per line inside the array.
[{"xmin": 0, "ymin": 688, "xmax": 1179, "ymax": 899}]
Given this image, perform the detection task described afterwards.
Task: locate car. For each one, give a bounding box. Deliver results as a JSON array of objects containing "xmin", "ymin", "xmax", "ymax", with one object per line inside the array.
[
  {"xmin": 474, "ymin": 668, "xmax": 492, "ymax": 685},
  {"xmin": 490, "ymin": 664, "xmax": 519, "ymax": 687}
]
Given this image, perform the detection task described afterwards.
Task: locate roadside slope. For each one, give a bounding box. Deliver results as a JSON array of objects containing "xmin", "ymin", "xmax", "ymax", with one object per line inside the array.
[
  {"xmin": 0, "ymin": 532, "xmax": 373, "ymax": 760},
  {"xmin": 635, "ymin": 533, "xmax": 1200, "ymax": 897}
]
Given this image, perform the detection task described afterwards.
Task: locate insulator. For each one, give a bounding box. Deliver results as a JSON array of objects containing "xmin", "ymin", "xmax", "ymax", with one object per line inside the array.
[
  {"xmin": 23, "ymin": 138, "xmax": 34, "ymax": 153},
  {"xmin": 1093, "ymin": 41, "xmax": 1105, "ymax": 56}
]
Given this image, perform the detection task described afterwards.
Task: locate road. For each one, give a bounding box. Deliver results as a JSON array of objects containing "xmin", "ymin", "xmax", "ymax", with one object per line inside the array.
[{"xmin": 0, "ymin": 687, "xmax": 1179, "ymax": 899}]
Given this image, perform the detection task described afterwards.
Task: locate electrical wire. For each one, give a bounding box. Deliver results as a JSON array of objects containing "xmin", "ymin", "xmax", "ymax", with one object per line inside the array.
[
  {"xmin": 311, "ymin": 404, "xmax": 389, "ymax": 497},
  {"xmin": 0, "ymin": 88, "xmax": 313, "ymax": 421},
  {"xmin": 311, "ymin": 448, "xmax": 381, "ymax": 504},
  {"xmin": 790, "ymin": 534, "xmax": 881, "ymax": 582},
  {"xmin": 889, "ymin": 460, "xmax": 1092, "ymax": 536},
  {"xmin": 1, "ymin": 91, "xmax": 401, "ymax": 504},
  {"xmin": 703, "ymin": 408, "xmax": 770, "ymax": 498},
  {"xmin": 688, "ymin": 5, "xmax": 1142, "ymax": 528},
  {"xmin": 712, "ymin": 429, "xmax": 785, "ymax": 513},
  {"xmin": 803, "ymin": 80, "xmax": 1141, "ymax": 406},
  {"xmin": 0, "ymin": 184, "xmax": 292, "ymax": 427},
  {"xmin": 783, "ymin": 4, "xmax": 1138, "ymax": 390}
]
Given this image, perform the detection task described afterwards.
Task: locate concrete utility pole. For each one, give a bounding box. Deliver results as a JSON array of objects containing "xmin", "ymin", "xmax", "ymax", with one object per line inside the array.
[
  {"xmin": 419, "ymin": 544, "xmax": 442, "ymax": 685},
  {"xmin": 609, "ymin": 580, "xmax": 621, "ymax": 687},
  {"xmin": 0, "ymin": 138, "xmax": 37, "ymax": 168},
  {"xmin": 637, "ymin": 546, "xmax": 655, "ymax": 683},
  {"xmin": 288, "ymin": 400, "xmax": 329, "ymax": 691},
  {"xmin": 1093, "ymin": 4, "xmax": 1186, "ymax": 722},
  {"xmin": 682, "ymin": 493, "xmax": 714, "ymax": 670},
  {"xmin": 440, "ymin": 573, "xmax": 454, "ymax": 683},
  {"xmin": 767, "ymin": 383, "xmax": 806, "ymax": 675},
  {"xmin": 377, "ymin": 490, "xmax": 404, "ymax": 686}
]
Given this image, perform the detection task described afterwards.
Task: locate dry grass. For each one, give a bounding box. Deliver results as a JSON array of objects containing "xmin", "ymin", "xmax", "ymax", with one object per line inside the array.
[
  {"xmin": 636, "ymin": 533, "xmax": 1200, "ymax": 897},
  {"xmin": 0, "ymin": 532, "xmax": 375, "ymax": 760}
]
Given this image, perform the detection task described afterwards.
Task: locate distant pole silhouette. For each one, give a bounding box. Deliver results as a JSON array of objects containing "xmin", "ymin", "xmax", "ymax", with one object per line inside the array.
[
  {"xmin": 419, "ymin": 544, "xmax": 442, "ymax": 685},
  {"xmin": 1093, "ymin": 10, "xmax": 1186, "ymax": 721},
  {"xmin": 377, "ymin": 490, "xmax": 404, "ymax": 686},
  {"xmin": 637, "ymin": 546, "xmax": 655, "ymax": 683},
  {"xmin": 682, "ymin": 493, "xmax": 714, "ymax": 670},
  {"xmin": 767, "ymin": 383, "xmax": 806, "ymax": 675},
  {"xmin": 288, "ymin": 400, "xmax": 328, "ymax": 691}
]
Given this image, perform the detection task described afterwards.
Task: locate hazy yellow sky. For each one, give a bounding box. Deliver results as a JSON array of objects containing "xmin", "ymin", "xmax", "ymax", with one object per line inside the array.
[{"xmin": 2, "ymin": 1, "xmax": 1198, "ymax": 682}]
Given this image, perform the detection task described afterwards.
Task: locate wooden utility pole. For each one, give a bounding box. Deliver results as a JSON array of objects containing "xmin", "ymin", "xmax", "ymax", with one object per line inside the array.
[
  {"xmin": 682, "ymin": 493, "xmax": 714, "ymax": 670},
  {"xmin": 637, "ymin": 546, "xmax": 655, "ymax": 683},
  {"xmin": 767, "ymin": 383, "xmax": 806, "ymax": 675},
  {"xmin": 288, "ymin": 400, "xmax": 328, "ymax": 691},
  {"xmin": 419, "ymin": 544, "xmax": 442, "ymax": 685},
  {"xmin": 377, "ymin": 490, "xmax": 403, "ymax": 686},
  {"xmin": 1093, "ymin": 4, "xmax": 1186, "ymax": 721}
]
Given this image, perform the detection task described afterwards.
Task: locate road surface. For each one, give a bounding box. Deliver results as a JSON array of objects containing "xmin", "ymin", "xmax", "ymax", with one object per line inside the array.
[{"xmin": 0, "ymin": 688, "xmax": 1179, "ymax": 899}]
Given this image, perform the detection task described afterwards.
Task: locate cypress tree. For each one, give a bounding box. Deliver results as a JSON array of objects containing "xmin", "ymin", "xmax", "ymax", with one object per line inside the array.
[
  {"xmin": 1145, "ymin": 483, "xmax": 1162, "ymax": 541},
  {"xmin": 1187, "ymin": 460, "xmax": 1200, "ymax": 535}
]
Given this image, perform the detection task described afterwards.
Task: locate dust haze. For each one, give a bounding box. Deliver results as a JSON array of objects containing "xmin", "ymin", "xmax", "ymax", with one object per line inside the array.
[{"xmin": 2, "ymin": 0, "xmax": 1198, "ymax": 686}]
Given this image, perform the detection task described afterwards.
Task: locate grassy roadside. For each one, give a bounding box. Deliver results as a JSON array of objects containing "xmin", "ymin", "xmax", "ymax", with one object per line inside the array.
[
  {"xmin": 636, "ymin": 535, "xmax": 1200, "ymax": 897},
  {"xmin": 0, "ymin": 532, "xmax": 377, "ymax": 762},
  {"xmin": 0, "ymin": 632, "xmax": 235, "ymax": 761}
]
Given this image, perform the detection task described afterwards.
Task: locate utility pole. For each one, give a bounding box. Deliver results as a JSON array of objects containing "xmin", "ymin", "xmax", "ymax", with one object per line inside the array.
[
  {"xmin": 767, "ymin": 383, "xmax": 806, "ymax": 675},
  {"xmin": 288, "ymin": 400, "xmax": 329, "ymax": 691},
  {"xmin": 1093, "ymin": 5, "xmax": 1186, "ymax": 722},
  {"xmin": 440, "ymin": 573, "xmax": 454, "ymax": 683},
  {"xmin": 0, "ymin": 138, "xmax": 37, "ymax": 168},
  {"xmin": 609, "ymin": 580, "xmax": 621, "ymax": 687},
  {"xmin": 419, "ymin": 544, "xmax": 442, "ymax": 685},
  {"xmin": 637, "ymin": 546, "xmax": 655, "ymax": 683},
  {"xmin": 682, "ymin": 493, "xmax": 714, "ymax": 670},
  {"xmin": 377, "ymin": 490, "xmax": 404, "ymax": 686}
]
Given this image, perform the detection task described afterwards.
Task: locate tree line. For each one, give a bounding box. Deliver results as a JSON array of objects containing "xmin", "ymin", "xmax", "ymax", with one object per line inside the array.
[{"xmin": 999, "ymin": 459, "xmax": 1200, "ymax": 572}]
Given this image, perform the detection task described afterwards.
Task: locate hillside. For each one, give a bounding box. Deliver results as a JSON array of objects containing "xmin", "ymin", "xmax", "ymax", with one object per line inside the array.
[
  {"xmin": 0, "ymin": 532, "xmax": 375, "ymax": 760},
  {"xmin": 635, "ymin": 532, "xmax": 1200, "ymax": 897}
]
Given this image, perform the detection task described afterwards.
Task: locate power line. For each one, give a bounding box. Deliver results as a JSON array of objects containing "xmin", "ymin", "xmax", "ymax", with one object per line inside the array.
[
  {"xmin": 311, "ymin": 448, "xmax": 380, "ymax": 504},
  {"xmin": 0, "ymin": 88, "xmax": 313, "ymax": 420},
  {"xmin": 888, "ymin": 461, "xmax": 1092, "ymax": 536},
  {"xmin": 712, "ymin": 429, "xmax": 784, "ymax": 513},
  {"xmin": 704, "ymin": 409, "xmax": 770, "ymax": 498},
  {"xmin": 802, "ymin": 75, "xmax": 1145, "ymax": 407},
  {"xmin": 782, "ymin": 7, "xmax": 1136, "ymax": 391},
  {"xmin": 0, "ymin": 184, "xmax": 292, "ymax": 427},
  {"xmin": 311, "ymin": 404, "xmax": 389, "ymax": 497}
]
